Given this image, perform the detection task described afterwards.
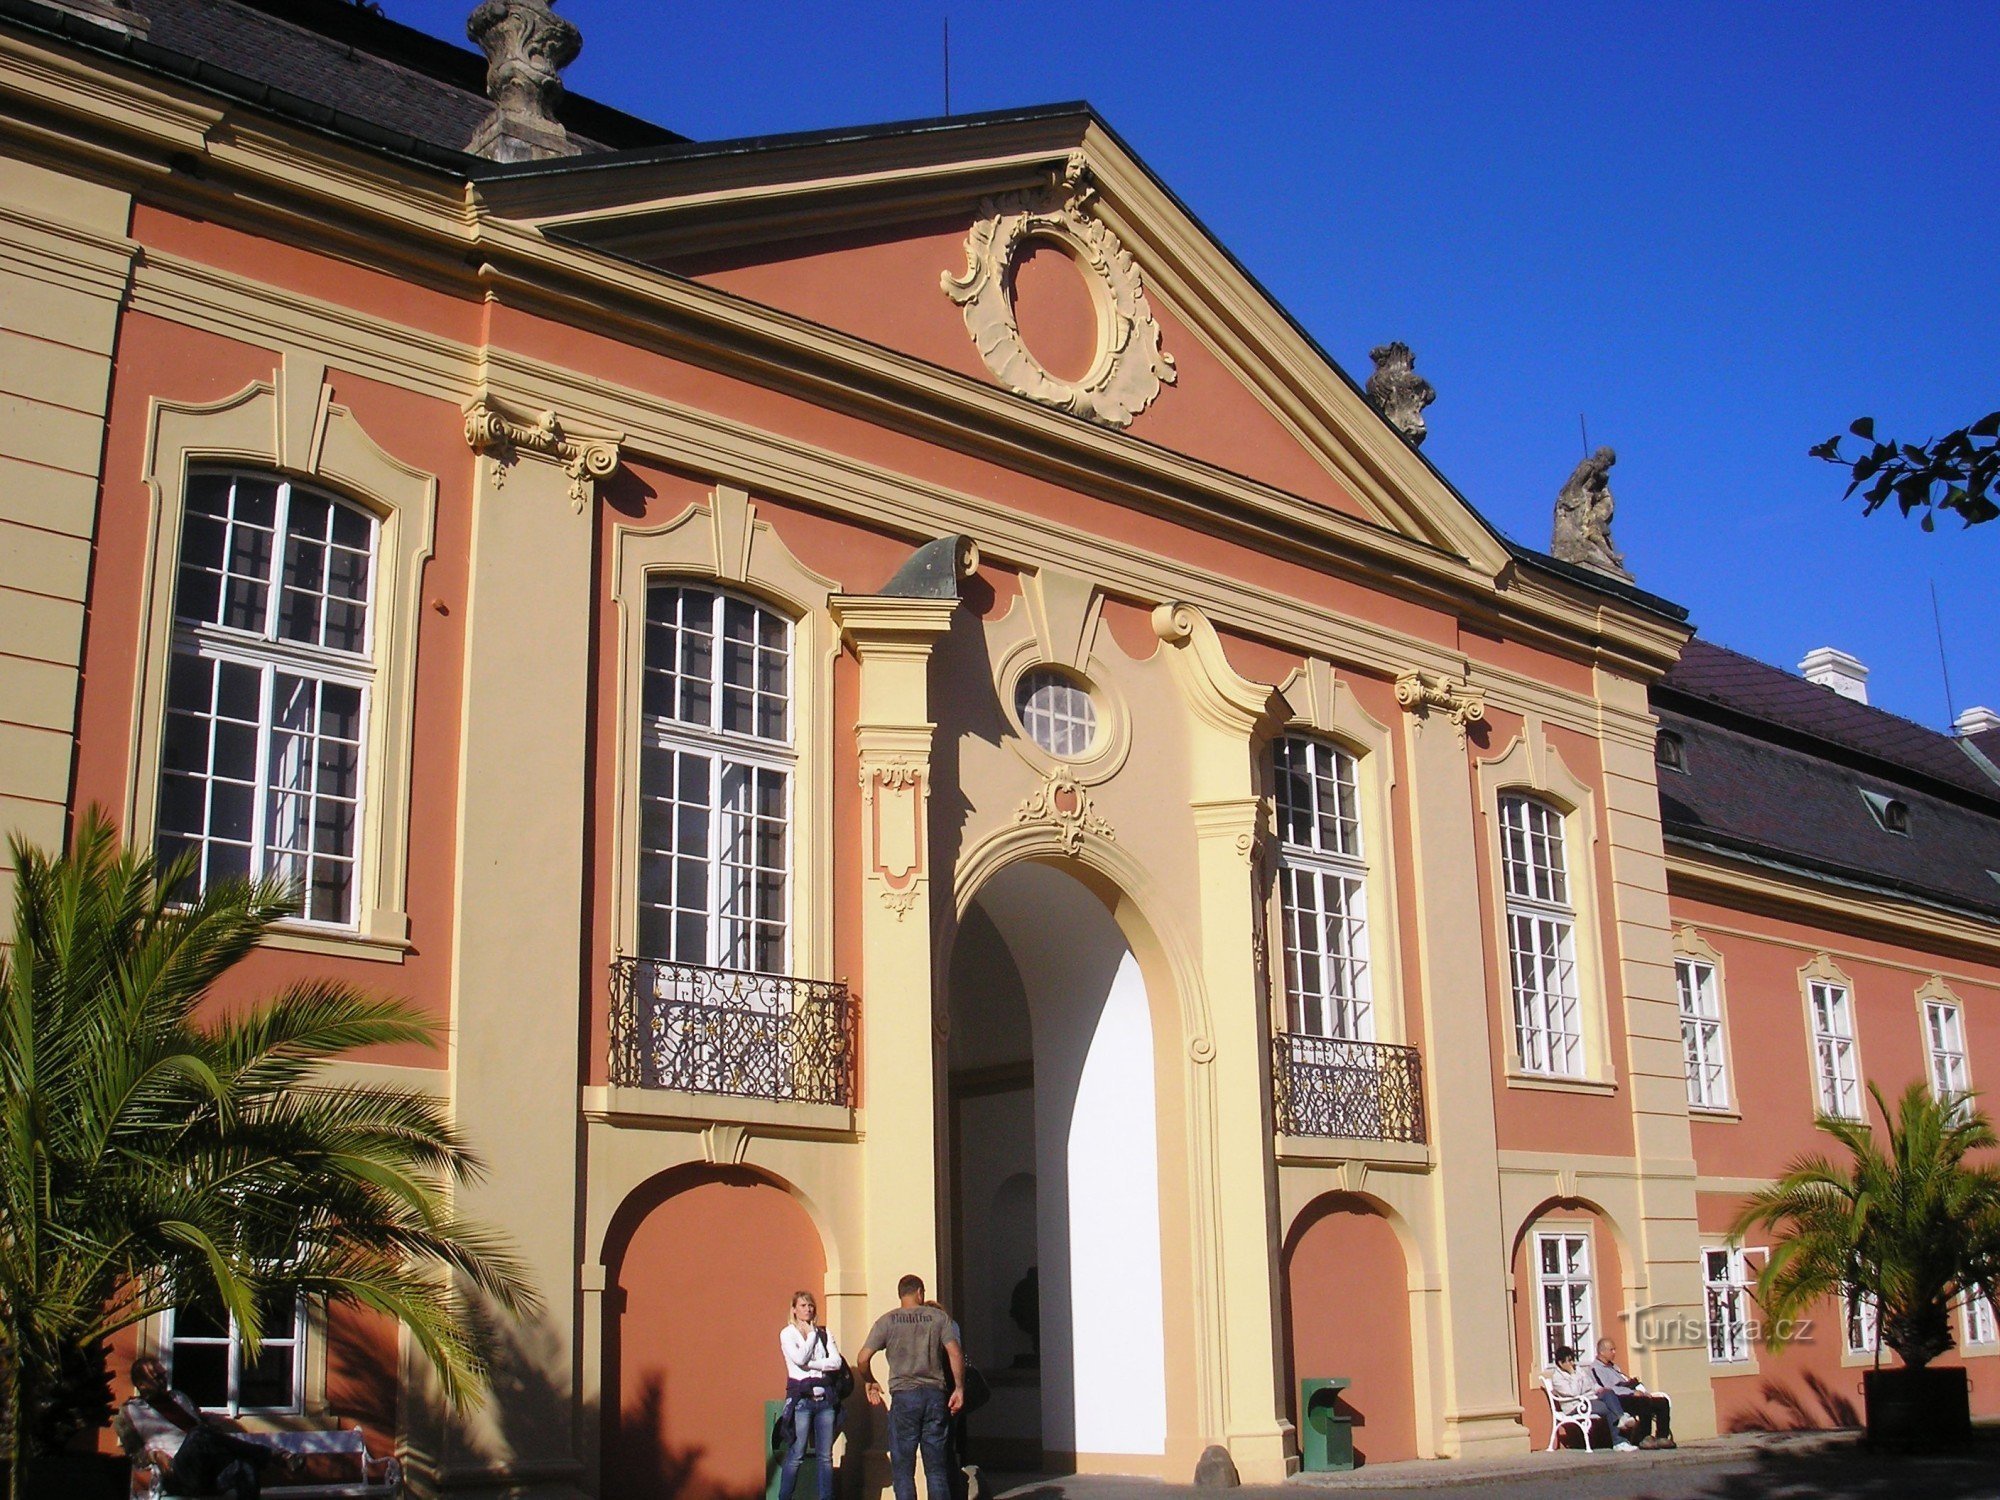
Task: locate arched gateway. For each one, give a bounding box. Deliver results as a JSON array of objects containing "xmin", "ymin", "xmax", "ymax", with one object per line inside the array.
[{"xmin": 944, "ymin": 860, "xmax": 1171, "ymax": 1467}]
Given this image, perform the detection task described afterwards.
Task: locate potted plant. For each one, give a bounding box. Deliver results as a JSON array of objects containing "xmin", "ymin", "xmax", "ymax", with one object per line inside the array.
[{"xmin": 1733, "ymin": 1081, "xmax": 2000, "ymax": 1449}]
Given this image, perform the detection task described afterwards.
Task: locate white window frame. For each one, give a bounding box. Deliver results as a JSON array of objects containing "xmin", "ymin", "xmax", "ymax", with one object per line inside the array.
[
  {"xmin": 1533, "ymin": 1229, "xmax": 1595, "ymax": 1368},
  {"xmin": 1501, "ymin": 795, "xmax": 1583, "ymax": 1078},
  {"xmin": 1015, "ymin": 667, "xmax": 1099, "ymax": 759},
  {"xmin": 1844, "ymin": 1288, "xmax": 1880, "ymax": 1357},
  {"xmin": 1273, "ymin": 735, "xmax": 1372, "ymax": 1041},
  {"xmin": 1924, "ymin": 998, "xmax": 1970, "ymax": 1112},
  {"xmin": 157, "ymin": 470, "xmax": 377, "ymax": 929},
  {"xmin": 1678, "ymin": 957, "xmax": 1730, "ymax": 1110},
  {"xmin": 635, "ymin": 584, "xmax": 795, "ymax": 976},
  {"xmin": 1809, "ymin": 978, "xmax": 1862, "ymax": 1120},
  {"xmin": 162, "ymin": 1298, "xmax": 308, "ymax": 1417},
  {"xmin": 1962, "ymin": 1289, "xmax": 1998, "ymax": 1349},
  {"xmin": 1703, "ymin": 1246, "xmax": 1754, "ymax": 1364}
]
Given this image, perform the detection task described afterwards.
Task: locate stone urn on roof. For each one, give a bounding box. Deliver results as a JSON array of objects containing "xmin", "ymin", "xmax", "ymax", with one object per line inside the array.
[{"xmin": 465, "ymin": 0, "xmax": 583, "ymax": 162}]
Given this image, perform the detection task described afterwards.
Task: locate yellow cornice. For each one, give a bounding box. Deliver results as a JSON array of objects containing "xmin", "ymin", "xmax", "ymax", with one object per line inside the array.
[
  {"xmin": 0, "ymin": 30, "xmax": 1684, "ymax": 683},
  {"xmin": 1665, "ymin": 844, "xmax": 2000, "ymax": 965}
]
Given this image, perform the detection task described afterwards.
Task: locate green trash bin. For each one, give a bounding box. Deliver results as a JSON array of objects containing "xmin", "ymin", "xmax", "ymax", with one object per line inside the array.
[
  {"xmin": 1299, "ymin": 1378, "xmax": 1354, "ymax": 1472},
  {"xmin": 764, "ymin": 1399, "xmax": 819, "ymax": 1500}
]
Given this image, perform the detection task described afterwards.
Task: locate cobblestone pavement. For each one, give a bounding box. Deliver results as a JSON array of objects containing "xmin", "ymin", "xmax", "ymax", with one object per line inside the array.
[{"xmin": 982, "ymin": 1429, "xmax": 2000, "ymax": 1500}]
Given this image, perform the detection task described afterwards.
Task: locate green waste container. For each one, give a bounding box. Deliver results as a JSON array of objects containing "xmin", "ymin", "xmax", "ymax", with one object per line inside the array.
[
  {"xmin": 764, "ymin": 1399, "xmax": 819, "ymax": 1500},
  {"xmin": 1299, "ymin": 1378, "xmax": 1354, "ymax": 1472}
]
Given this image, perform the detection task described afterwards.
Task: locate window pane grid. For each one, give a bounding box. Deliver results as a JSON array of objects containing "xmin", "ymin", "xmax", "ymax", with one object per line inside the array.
[
  {"xmin": 165, "ymin": 1300, "xmax": 304, "ymax": 1416},
  {"xmin": 159, "ymin": 472, "xmax": 375, "ymax": 929},
  {"xmin": 1510, "ymin": 912, "xmax": 1581, "ymax": 1076},
  {"xmin": 1678, "ymin": 958, "xmax": 1729, "ymax": 1109},
  {"xmin": 1500, "ymin": 795, "xmax": 1568, "ymax": 907},
  {"xmin": 1845, "ymin": 1290, "xmax": 1879, "ymax": 1355},
  {"xmin": 1017, "ymin": 669, "xmax": 1097, "ymax": 758},
  {"xmin": 1534, "ymin": 1231, "xmax": 1593, "ymax": 1367},
  {"xmin": 1965, "ymin": 1291, "xmax": 1997, "ymax": 1347},
  {"xmin": 1704, "ymin": 1247, "xmax": 1751, "ymax": 1363},
  {"xmin": 1273, "ymin": 736, "xmax": 1362, "ymax": 858},
  {"xmin": 1280, "ymin": 864, "xmax": 1371, "ymax": 1040},
  {"xmin": 1925, "ymin": 1000, "xmax": 1969, "ymax": 1106},
  {"xmin": 1810, "ymin": 980, "xmax": 1860, "ymax": 1118},
  {"xmin": 638, "ymin": 586, "xmax": 795, "ymax": 975}
]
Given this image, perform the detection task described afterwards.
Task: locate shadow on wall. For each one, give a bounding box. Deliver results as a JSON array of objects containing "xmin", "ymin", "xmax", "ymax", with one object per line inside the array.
[
  {"xmin": 329, "ymin": 1308, "xmax": 784, "ymax": 1500},
  {"xmin": 1720, "ymin": 1372, "xmax": 1860, "ymax": 1434}
]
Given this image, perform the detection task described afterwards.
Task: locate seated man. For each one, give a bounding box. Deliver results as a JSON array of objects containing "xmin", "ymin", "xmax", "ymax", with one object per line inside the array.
[
  {"xmin": 1582, "ymin": 1337, "xmax": 1674, "ymax": 1449},
  {"xmin": 1547, "ymin": 1347, "xmax": 1630, "ymax": 1450},
  {"xmin": 129, "ymin": 1355, "xmax": 303, "ymax": 1498}
]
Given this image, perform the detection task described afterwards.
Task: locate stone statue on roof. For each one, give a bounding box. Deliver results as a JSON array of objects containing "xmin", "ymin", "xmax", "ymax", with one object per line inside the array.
[
  {"xmin": 1365, "ymin": 342, "xmax": 1435, "ymax": 447},
  {"xmin": 465, "ymin": 0, "xmax": 582, "ymax": 162},
  {"xmin": 1550, "ymin": 446, "xmax": 1632, "ymax": 581}
]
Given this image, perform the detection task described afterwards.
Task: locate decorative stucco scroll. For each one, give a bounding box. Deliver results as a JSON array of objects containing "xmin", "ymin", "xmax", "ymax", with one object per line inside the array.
[
  {"xmin": 1394, "ymin": 669, "xmax": 1485, "ymax": 740},
  {"xmin": 1015, "ymin": 768, "xmax": 1115, "ymax": 854},
  {"xmin": 942, "ymin": 150, "xmax": 1176, "ymax": 429},
  {"xmin": 463, "ymin": 397, "xmax": 620, "ymax": 513}
]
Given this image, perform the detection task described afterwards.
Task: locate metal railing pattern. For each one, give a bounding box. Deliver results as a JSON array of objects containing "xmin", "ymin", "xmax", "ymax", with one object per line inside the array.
[
  {"xmin": 608, "ymin": 958, "xmax": 855, "ymax": 1107},
  {"xmin": 1272, "ymin": 1032, "xmax": 1427, "ymax": 1143}
]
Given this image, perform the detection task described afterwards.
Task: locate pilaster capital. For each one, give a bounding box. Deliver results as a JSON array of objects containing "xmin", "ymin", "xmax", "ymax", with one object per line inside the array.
[
  {"xmin": 1394, "ymin": 667, "xmax": 1485, "ymax": 741},
  {"xmin": 828, "ymin": 594, "xmax": 959, "ymax": 650},
  {"xmin": 1151, "ymin": 601, "xmax": 1283, "ymax": 741},
  {"xmin": 463, "ymin": 393, "xmax": 621, "ymax": 512},
  {"xmin": 1189, "ymin": 796, "xmax": 1268, "ymax": 866}
]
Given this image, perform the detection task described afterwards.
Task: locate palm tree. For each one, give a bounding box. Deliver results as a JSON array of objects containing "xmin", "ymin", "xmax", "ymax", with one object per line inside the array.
[
  {"xmin": 1732, "ymin": 1081, "xmax": 2000, "ymax": 1372},
  {"xmin": 0, "ymin": 812, "xmax": 535, "ymax": 1499}
]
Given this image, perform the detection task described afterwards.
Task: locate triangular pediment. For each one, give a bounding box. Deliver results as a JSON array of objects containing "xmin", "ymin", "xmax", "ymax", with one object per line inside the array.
[{"xmin": 477, "ymin": 108, "xmax": 1510, "ymax": 573}]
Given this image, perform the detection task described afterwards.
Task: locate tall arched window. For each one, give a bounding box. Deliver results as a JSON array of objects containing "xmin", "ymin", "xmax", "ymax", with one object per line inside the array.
[
  {"xmin": 1273, "ymin": 734, "xmax": 1371, "ymax": 1039},
  {"xmin": 156, "ymin": 470, "xmax": 376, "ymax": 924},
  {"xmin": 1499, "ymin": 793, "xmax": 1582, "ymax": 1076},
  {"xmin": 637, "ymin": 584, "xmax": 793, "ymax": 973}
]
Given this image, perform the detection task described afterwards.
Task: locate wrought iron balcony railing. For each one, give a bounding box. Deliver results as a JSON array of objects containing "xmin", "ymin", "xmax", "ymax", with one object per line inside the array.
[
  {"xmin": 609, "ymin": 958, "xmax": 856, "ymax": 1108},
  {"xmin": 1272, "ymin": 1032, "xmax": 1427, "ymax": 1144}
]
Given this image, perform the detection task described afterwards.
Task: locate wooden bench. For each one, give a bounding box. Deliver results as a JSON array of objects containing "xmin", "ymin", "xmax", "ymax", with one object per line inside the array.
[{"xmin": 115, "ymin": 1406, "xmax": 402, "ymax": 1499}]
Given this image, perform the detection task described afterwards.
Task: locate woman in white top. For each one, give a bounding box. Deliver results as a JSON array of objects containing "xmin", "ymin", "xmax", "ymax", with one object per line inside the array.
[{"xmin": 780, "ymin": 1290, "xmax": 844, "ymax": 1500}]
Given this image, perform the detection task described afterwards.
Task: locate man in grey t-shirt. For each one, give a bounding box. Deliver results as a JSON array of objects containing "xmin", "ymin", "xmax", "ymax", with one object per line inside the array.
[{"xmin": 855, "ymin": 1274, "xmax": 964, "ymax": 1500}]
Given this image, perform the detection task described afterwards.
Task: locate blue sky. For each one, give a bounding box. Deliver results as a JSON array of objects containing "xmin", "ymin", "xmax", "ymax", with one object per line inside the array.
[{"xmin": 401, "ymin": 1, "xmax": 1998, "ymax": 729}]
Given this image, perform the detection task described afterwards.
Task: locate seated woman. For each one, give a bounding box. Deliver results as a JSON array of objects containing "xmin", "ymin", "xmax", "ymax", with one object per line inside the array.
[
  {"xmin": 128, "ymin": 1356, "xmax": 303, "ymax": 1499},
  {"xmin": 1547, "ymin": 1346, "xmax": 1632, "ymax": 1451}
]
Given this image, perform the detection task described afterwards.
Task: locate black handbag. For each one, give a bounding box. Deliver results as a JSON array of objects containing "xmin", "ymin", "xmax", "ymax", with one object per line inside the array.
[{"xmin": 817, "ymin": 1326, "xmax": 857, "ymax": 1403}]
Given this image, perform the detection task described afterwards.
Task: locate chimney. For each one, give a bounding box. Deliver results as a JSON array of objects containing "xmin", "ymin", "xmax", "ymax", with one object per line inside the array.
[
  {"xmin": 1799, "ymin": 647, "xmax": 1869, "ymax": 704},
  {"xmin": 1955, "ymin": 706, "xmax": 2000, "ymax": 737}
]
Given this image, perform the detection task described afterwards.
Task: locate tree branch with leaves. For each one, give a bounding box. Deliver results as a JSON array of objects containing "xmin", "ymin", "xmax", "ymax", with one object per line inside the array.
[{"xmin": 1813, "ymin": 413, "xmax": 2000, "ymax": 529}]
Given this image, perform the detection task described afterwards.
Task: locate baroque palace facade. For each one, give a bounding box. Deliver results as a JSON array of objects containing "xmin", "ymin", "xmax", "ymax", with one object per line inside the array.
[{"xmin": 5, "ymin": 1, "xmax": 2000, "ymax": 1494}]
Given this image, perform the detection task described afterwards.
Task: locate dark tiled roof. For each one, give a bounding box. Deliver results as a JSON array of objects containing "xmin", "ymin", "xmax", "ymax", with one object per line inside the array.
[
  {"xmin": 4, "ymin": 0, "xmax": 676, "ymax": 159},
  {"xmin": 1658, "ymin": 638, "xmax": 2000, "ymax": 808},
  {"xmin": 1656, "ymin": 707, "xmax": 2000, "ymax": 920}
]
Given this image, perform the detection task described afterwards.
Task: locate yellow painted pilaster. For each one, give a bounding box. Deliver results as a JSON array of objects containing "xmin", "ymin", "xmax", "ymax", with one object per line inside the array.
[
  {"xmin": 0, "ymin": 153, "xmax": 134, "ymax": 925},
  {"xmin": 1151, "ymin": 603, "xmax": 1290, "ymax": 1483},
  {"xmin": 430, "ymin": 408, "xmax": 620, "ymax": 1499},
  {"xmin": 829, "ymin": 594, "xmax": 959, "ymax": 1298},
  {"xmin": 1397, "ymin": 677, "xmax": 1524, "ymax": 1458},
  {"xmin": 1594, "ymin": 670, "xmax": 1715, "ymax": 1438}
]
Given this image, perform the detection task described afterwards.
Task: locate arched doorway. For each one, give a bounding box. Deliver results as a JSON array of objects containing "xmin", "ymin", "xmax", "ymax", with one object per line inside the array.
[
  {"xmin": 945, "ymin": 860, "xmax": 1169, "ymax": 1468},
  {"xmin": 1511, "ymin": 1200, "xmax": 1624, "ymax": 1451},
  {"xmin": 602, "ymin": 1166, "xmax": 826, "ymax": 1498},
  {"xmin": 1281, "ymin": 1194, "xmax": 1418, "ymax": 1464}
]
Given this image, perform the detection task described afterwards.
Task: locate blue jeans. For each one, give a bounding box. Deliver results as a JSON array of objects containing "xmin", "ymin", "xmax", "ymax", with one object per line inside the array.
[
  {"xmin": 886, "ymin": 1385, "xmax": 951, "ymax": 1500},
  {"xmin": 781, "ymin": 1394, "xmax": 839, "ymax": 1500}
]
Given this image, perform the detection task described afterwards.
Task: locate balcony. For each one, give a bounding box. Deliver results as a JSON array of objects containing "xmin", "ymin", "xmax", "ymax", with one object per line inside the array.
[
  {"xmin": 1272, "ymin": 1032, "xmax": 1427, "ymax": 1146},
  {"xmin": 607, "ymin": 957, "xmax": 856, "ymax": 1109}
]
